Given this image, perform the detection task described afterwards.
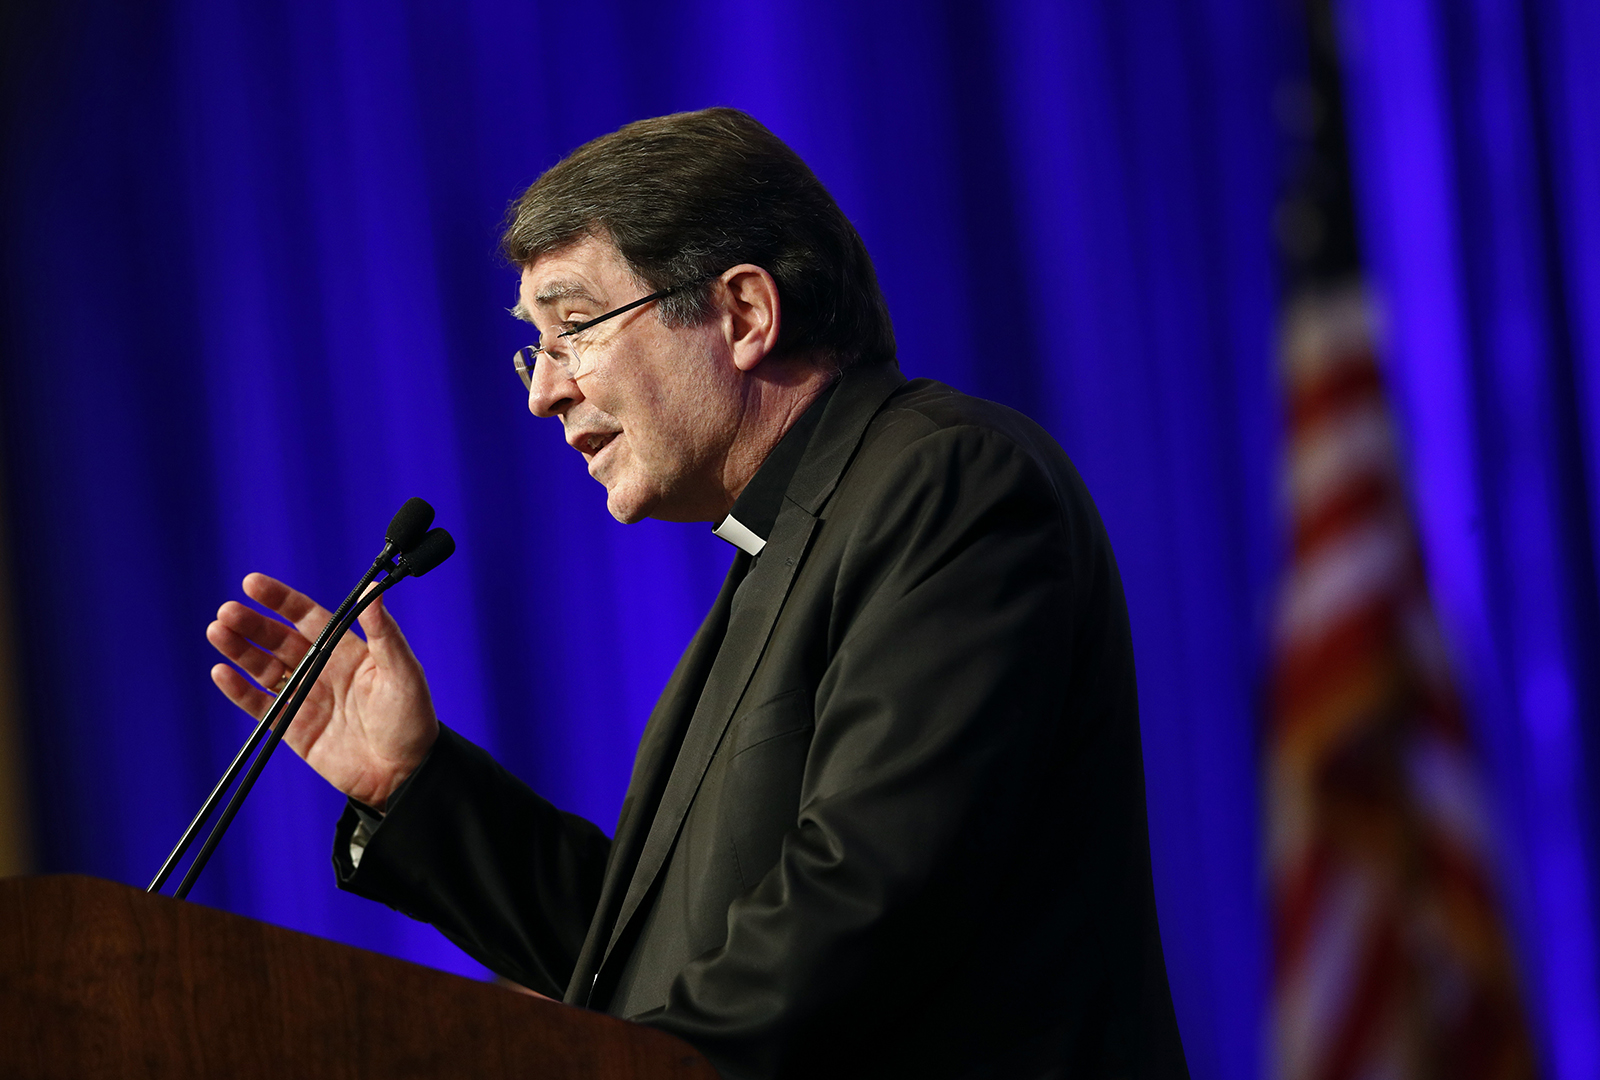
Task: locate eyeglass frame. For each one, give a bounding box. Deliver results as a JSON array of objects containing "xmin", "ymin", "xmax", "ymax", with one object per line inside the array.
[{"xmin": 513, "ymin": 277, "xmax": 710, "ymax": 391}]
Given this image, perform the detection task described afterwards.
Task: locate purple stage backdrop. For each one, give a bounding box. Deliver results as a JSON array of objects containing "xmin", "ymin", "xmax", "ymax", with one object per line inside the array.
[{"xmin": 0, "ymin": 2, "xmax": 1595, "ymax": 1079}]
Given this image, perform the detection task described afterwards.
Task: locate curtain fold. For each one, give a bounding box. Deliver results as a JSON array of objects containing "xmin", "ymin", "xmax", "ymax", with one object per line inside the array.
[{"xmin": 1338, "ymin": 0, "xmax": 1600, "ymax": 1075}]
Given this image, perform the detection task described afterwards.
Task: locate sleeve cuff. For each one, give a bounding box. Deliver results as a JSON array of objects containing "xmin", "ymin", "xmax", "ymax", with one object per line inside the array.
[{"xmin": 333, "ymin": 743, "xmax": 432, "ymax": 879}]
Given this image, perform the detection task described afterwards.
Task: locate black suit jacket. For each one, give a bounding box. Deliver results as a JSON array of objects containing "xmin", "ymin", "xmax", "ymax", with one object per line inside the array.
[{"xmin": 338, "ymin": 365, "xmax": 1188, "ymax": 1079}]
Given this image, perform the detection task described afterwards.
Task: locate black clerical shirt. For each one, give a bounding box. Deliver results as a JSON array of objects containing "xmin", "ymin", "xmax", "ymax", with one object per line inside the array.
[{"xmin": 711, "ymin": 381, "xmax": 837, "ymax": 558}]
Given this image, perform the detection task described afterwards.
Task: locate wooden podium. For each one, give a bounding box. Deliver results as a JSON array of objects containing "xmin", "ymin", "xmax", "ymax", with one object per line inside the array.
[{"xmin": 0, "ymin": 875, "xmax": 719, "ymax": 1079}]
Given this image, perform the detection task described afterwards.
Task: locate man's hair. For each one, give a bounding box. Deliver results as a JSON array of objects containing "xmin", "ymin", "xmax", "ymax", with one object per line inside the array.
[{"xmin": 500, "ymin": 108, "xmax": 896, "ymax": 369}]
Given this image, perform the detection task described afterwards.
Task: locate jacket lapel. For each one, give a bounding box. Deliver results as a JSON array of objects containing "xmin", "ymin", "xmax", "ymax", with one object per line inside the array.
[
  {"xmin": 598, "ymin": 364, "xmax": 908, "ymax": 971},
  {"xmin": 563, "ymin": 551, "xmax": 750, "ymax": 1004}
]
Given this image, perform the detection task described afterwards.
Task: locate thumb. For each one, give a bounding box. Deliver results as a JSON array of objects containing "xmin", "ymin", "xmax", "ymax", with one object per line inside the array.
[{"xmin": 356, "ymin": 592, "xmax": 416, "ymax": 671}]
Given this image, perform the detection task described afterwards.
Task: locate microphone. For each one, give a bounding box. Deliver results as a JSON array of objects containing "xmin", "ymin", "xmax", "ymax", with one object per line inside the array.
[
  {"xmin": 396, "ymin": 527, "xmax": 456, "ymax": 578},
  {"xmin": 149, "ymin": 500, "xmax": 454, "ymax": 898},
  {"xmin": 383, "ymin": 497, "xmax": 435, "ymax": 559}
]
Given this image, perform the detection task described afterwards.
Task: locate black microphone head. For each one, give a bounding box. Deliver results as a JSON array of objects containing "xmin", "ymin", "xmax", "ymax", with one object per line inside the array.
[
  {"xmin": 399, "ymin": 527, "xmax": 456, "ymax": 577},
  {"xmin": 386, "ymin": 497, "xmax": 435, "ymax": 552}
]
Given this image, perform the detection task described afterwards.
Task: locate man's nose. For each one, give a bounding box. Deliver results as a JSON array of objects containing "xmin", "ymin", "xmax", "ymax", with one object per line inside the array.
[{"xmin": 527, "ymin": 353, "xmax": 581, "ymax": 419}]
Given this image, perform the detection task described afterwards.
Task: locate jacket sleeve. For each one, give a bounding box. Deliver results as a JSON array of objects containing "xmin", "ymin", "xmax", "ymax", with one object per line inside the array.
[
  {"xmin": 636, "ymin": 423, "xmax": 1158, "ymax": 1078},
  {"xmin": 333, "ymin": 724, "xmax": 613, "ymax": 997}
]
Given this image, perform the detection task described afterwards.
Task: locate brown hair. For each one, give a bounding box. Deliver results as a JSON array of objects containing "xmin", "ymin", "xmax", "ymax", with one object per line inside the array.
[{"xmin": 500, "ymin": 108, "xmax": 896, "ymax": 369}]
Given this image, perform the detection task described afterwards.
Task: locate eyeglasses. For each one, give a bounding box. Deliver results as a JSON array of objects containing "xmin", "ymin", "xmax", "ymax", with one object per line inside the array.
[{"xmin": 513, "ymin": 282, "xmax": 691, "ymax": 390}]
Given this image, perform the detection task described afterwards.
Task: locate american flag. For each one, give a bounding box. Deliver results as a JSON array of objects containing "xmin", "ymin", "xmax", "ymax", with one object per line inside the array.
[{"xmin": 1267, "ymin": 285, "xmax": 1536, "ymax": 1080}]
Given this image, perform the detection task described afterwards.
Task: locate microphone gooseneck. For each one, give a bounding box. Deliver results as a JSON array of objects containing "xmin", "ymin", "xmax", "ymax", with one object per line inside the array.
[{"xmin": 149, "ymin": 500, "xmax": 454, "ymax": 898}]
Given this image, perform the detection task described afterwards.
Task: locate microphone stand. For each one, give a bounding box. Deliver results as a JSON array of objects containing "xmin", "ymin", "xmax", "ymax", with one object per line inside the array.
[
  {"xmin": 148, "ymin": 499, "xmax": 446, "ymax": 898},
  {"xmin": 170, "ymin": 569, "xmax": 410, "ymax": 899},
  {"xmin": 147, "ymin": 551, "xmax": 395, "ymax": 894}
]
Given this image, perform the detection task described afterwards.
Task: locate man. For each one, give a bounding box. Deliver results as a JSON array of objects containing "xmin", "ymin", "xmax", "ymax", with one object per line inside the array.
[{"xmin": 207, "ymin": 108, "xmax": 1188, "ymax": 1079}]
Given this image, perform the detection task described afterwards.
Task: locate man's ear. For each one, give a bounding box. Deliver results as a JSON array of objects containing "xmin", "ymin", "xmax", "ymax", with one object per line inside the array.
[{"xmin": 720, "ymin": 265, "xmax": 781, "ymax": 372}]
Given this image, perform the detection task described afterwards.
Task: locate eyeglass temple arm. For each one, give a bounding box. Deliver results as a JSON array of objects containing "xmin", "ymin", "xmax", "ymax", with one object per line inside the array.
[{"xmin": 556, "ymin": 285, "xmax": 682, "ymax": 340}]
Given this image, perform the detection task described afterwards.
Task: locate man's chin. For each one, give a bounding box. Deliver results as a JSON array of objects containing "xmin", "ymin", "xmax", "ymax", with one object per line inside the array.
[
  {"xmin": 604, "ymin": 482, "xmax": 654, "ymax": 524},
  {"xmin": 604, "ymin": 482, "xmax": 712, "ymax": 525},
  {"xmin": 599, "ymin": 466, "xmax": 719, "ymax": 524},
  {"xmin": 606, "ymin": 499, "xmax": 648, "ymax": 525}
]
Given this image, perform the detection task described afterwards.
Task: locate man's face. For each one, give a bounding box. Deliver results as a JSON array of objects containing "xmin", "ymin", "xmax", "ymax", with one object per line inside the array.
[{"xmin": 517, "ymin": 237, "xmax": 744, "ymax": 524}]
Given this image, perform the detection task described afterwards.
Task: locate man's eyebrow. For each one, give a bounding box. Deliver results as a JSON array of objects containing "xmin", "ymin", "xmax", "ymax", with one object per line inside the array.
[
  {"xmin": 509, "ymin": 280, "xmax": 601, "ymax": 324},
  {"xmin": 532, "ymin": 280, "xmax": 602, "ymax": 305}
]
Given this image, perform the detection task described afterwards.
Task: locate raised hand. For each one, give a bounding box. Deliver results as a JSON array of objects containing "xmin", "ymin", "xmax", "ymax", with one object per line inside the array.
[{"xmin": 207, "ymin": 572, "xmax": 439, "ymax": 810}]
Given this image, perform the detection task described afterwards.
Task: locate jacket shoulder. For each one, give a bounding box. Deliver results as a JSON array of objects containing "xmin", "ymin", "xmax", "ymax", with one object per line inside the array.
[
  {"xmin": 852, "ymin": 379, "xmax": 1094, "ymax": 523},
  {"xmin": 866, "ymin": 380, "xmax": 1067, "ymax": 461}
]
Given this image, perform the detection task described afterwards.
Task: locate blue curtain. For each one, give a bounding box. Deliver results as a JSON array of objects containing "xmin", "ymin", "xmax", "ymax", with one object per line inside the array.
[
  {"xmin": 5, "ymin": 1, "xmax": 1593, "ymax": 1078},
  {"xmin": 1338, "ymin": 1, "xmax": 1600, "ymax": 1076}
]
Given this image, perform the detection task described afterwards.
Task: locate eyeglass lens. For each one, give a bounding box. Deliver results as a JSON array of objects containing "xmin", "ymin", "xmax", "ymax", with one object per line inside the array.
[
  {"xmin": 511, "ymin": 279, "xmax": 700, "ymax": 392},
  {"xmin": 513, "ymin": 330, "xmax": 588, "ymax": 390}
]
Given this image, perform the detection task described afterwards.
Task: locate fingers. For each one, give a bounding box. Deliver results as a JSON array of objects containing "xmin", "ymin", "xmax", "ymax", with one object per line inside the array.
[
  {"xmin": 214, "ymin": 598, "xmax": 302, "ymax": 653},
  {"xmin": 208, "ymin": 574, "xmax": 332, "ymax": 699},
  {"xmin": 242, "ymin": 572, "xmax": 337, "ymax": 643},
  {"xmin": 211, "ymin": 594, "xmax": 310, "ymax": 667},
  {"xmin": 206, "ymin": 615, "xmax": 296, "ymax": 694},
  {"xmin": 356, "ymin": 593, "xmax": 416, "ymax": 673},
  {"xmin": 211, "ymin": 662, "xmax": 275, "ymax": 720}
]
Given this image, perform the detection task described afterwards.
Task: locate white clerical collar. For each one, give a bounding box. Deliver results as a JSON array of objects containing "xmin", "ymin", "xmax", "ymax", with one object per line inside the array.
[{"xmin": 712, "ymin": 513, "xmax": 767, "ymax": 556}]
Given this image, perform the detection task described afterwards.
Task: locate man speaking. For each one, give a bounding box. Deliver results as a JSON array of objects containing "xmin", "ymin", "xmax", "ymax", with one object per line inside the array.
[{"xmin": 207, "ymin": 108, "xmax": 1189, "ymax": 1079}]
